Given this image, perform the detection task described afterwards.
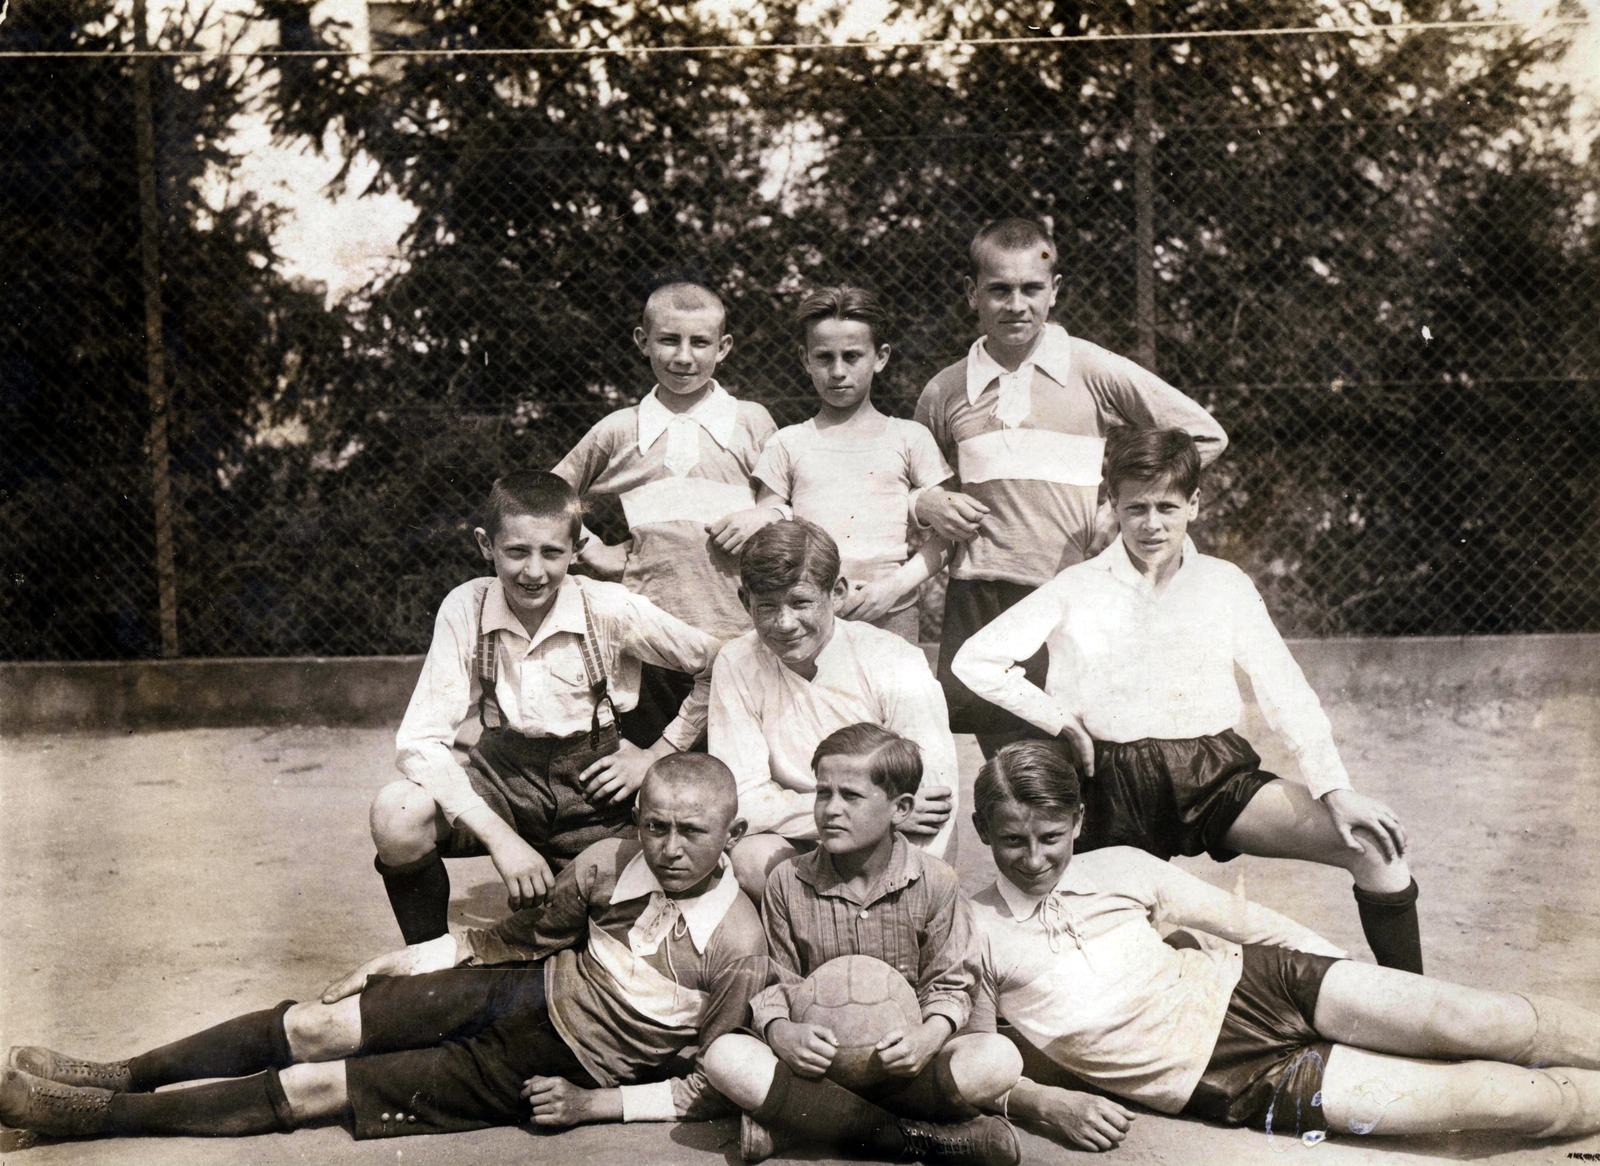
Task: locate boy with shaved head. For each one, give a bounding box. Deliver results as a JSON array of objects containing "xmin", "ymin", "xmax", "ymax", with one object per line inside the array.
[
  {"xmin": 554, "ymin": 280, "xmax": 783, "ymax": 745},
  {"xmin": 3, "ymin": 756, "xmax": 770, "ymax": 1142}
]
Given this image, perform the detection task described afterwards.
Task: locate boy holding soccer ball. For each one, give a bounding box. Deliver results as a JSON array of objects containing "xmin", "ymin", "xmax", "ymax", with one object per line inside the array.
[{"xmin": 701, "ymin": 724, "xmax": 1022, "ymax": 1166}]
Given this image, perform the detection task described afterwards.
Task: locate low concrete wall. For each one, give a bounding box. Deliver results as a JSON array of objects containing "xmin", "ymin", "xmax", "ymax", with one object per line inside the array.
[{"xmin": 3, "ymin": 634, "xmax": 1597, "ymax": 734}]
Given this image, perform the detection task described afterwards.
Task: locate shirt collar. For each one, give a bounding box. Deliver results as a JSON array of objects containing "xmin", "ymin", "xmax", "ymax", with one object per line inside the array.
[
  {"xmin": 637, "ymin": 381, "xmax": 738, "ymax": 456},
  {"xmin": 965, "ymin": 323, "xmax": 1073, "ymax": 406},
  {"xmin": 1089, "ymin": 535, "xmax": 1199, "ymax": 594},
  {"xmin": 993, "ymin": 861, "xmax": 1098, "ymax": 921},
  {"xmin": 609, "ymin": 850, "xmax": 743, "ymax": 953},
  {"xmin": 753, "ymin": 619, "xmax": 849, "ymax": 686},
  {"xmin": 794, "ymin": 832, "xmax": 922, "ymax": 905},
  {"xmin": 482, "ymin": 576, "xmax": 588, "ymax": 649}
]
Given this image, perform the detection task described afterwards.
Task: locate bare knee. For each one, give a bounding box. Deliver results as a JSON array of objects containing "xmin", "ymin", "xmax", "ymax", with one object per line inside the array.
[
  {"xmin": 731, "ymin": 836, "xmax": 799, "ymax": 904},
  {"xmin": 370, "ymin": 780, "xmax": 442, "ymax": 862},
  {"xmin": 283, "ymin": 999, "xmax": 361, "ymax": 1064},
  {"xmin": 702, "ymin": 1034, "xmax": 777, "ymax": 1111},
  {"xmin": 942, "ymin": 1033, "xmax": 1022, "ymax": 1107},
  {"xmin": 278, "ymin": 1061, "xmax": 350, "ymax": 1123}
]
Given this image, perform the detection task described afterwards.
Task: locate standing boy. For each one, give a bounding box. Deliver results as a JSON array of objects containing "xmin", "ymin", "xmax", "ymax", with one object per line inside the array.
[
  {"xmin": 952, "ymin": 428, "xmax": 1423, "ymax": 972},
  {"xmin": 372, "ymin": 471, "xmax": 722, "ymax": 945},
  {"xmin": 1, "ymin": 757, "xmax": 771, "ymax": 1142},
  {"xmin": 915, "ymin": 218, "xmax": 1228, "ymax": 754},
  {"xmin": 554, "ymin": 281, "xmax": 782, "ymax": 744},
  {"xmin": 701, "ymin": 724, "xmax": 1023, "ymax": 1166}
]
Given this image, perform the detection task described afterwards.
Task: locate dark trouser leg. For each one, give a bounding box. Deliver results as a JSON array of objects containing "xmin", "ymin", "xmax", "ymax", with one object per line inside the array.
[
  {"xmin": 1354, "ymin": 879, "xmax": 1424, "ymax": 974},
  {"xmin": 935, "ymin": 578, "xmax": 1053, "ymax": 753},
  {"xmin": 127, "ymin": 1001, "xmax": 296, "ymax": 1092},
  {"xmin": 375, "ymin": 851, "xmax": 451, "ymax": 945},
  {"xmin": 110, "ymin": 1071, "xmax": 296, "ymax": 1136},
  {"xmin": 751, "ymin": 1063, "xmax": 907, "ymax": 1158},
  {"xmin": 617, "ymin": 664, "xmax": 700, "ymax": 750}
]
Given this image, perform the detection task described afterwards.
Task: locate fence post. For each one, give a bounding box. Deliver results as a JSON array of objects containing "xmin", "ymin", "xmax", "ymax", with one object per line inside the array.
[
  {"xmin": 132, "ymin": 0, "xmax": 180, "ymax": 657},
  {"xmin": 1133, "ymin": 0, "xmax": 1157, "ymax": 371}
]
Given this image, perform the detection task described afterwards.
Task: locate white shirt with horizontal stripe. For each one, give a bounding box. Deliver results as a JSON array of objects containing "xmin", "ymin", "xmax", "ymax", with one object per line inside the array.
[{"xmin": 951, "ymin": 537, "xmax": 1353, "ymax": 798}]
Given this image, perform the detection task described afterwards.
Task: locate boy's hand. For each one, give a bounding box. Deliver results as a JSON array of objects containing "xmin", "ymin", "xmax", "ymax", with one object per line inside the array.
[
  {"xmin": 876, "ymin": 1017, "xmax": 951, "ymax": 1078},
  {"xmin": 1025, "ymin": 1083, "xmax": 1135, "ymax": 1152},
  {"xmin": 488, "ymin": 832, "xmax": 556, "ymax": 910},
  {"xmin": 523, "ymin": 1076, "xmax": 622, "ymax": 1126},
  {"xmin": 319, "ymin": 934, "xmax": 459, "ymax": 1003},
  {"xmin": 580, "ymin": 540, "xmax": 631, "ymax": 581},
  {"xmin": 837, "ymin": 578, "xmax": 903, "ymax": 624},
  {"xmin": 901, "ymin": 786, "xmax": 953, "ymax": 839},
  {"xmin": 915, "ymin": 487, "xmax": 989, "ymax": 542},
  {"xmin": 1056, "ymin": 714, "xmax": 1096, "ymax": 778},
  {"xmin": 578, "ymin": 738, "xmax": 666, "ymax": 804},
  {"xmin": 1321, "ymin": 788, "xmax": 1408, "ymax": 861},
  {"xmin": 706, "ymin": 506, "xmax": 784, "ymax": 556},
  {"xmin": 766, "ymin": 1018, "xmax": 838, "ymax": 1078}
]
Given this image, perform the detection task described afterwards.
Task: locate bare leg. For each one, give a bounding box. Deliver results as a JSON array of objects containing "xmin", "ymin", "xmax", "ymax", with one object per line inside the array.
[
  {"xmin": 729, "ymin": 834, "xmax": 805, "ymax": 904},
  {"xmin": 1223, "ymin": 778, "xmax": 1410, "ymax": 893},
  {"xmin": 369, "ymin": 779, "xmax": 454, "ymax": 865},
  {"xmin": 277, "ymin": 1061, "xmax": 350, "ymax": 1123},
  {"xmin": 701, "ymin": 1034, "xmax": 778, "ymax": 1111},
  {"xmin": 940, "ymin": 1033, "xmax": 1022, "ymax": 1108},
  {"xmin": 283, "ymin": 998, "xmax": 364, "ymax": 1064}
]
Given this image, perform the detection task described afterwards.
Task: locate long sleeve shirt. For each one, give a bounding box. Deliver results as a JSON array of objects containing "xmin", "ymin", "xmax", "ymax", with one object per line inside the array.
[
  {"xmin": 951, "ymin": 536, "xmax": 1353, "ymax": 799},
  {"xmin": 967, "ymin": 846, "xmax": 1345, "ymax": 1114},
  {"xmin": 749, "ymin": 833, "xmax": 978, "ymax": 1036},
  {"xmin": 552, "ymin": 383, "xmax": 778, "ymax": 639},
  {"xmin": 914, "ymin": 324, "xmax": 1227, "ymax": 587},
  {"xmin": 708, "ymin": 619, "xmax": 960, "ymax": 855},
  {"xmin": 457, "ymin": 837, "xmax": 770, "ymax": 1122},
  {"xmin": 396, "ymin": 576, "xmax": 722, "ymax": 822}
]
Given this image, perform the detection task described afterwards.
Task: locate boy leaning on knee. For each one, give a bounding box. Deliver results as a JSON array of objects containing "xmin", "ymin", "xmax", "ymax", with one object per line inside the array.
[
  {"xmin": 702, "ymin": 724, "xmax": 1023, "ymax": 1166},
  {"xmin": 372, "ymin": 470, "xmax": 723, "ymax": 945},
  {"xmin": 1, "ymin": 755, "xmax": 772, "ymax": 1142}
]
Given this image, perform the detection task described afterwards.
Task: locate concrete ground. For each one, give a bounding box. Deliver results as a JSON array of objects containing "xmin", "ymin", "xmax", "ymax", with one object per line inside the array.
[{"xmin": 2, "ymin": 693, "xmax": 1598, "ymax": 1165}]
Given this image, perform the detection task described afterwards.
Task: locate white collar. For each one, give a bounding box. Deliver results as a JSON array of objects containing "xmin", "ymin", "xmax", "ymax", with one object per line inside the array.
[
  {"xmin": 994, "ymin": 861, "xmax": 1098, "ymax": 921},
  {"xmin": 637, "ymin": 381, "xmax": 739, "ymax": 456},
  {"xmin": 755, "ymin": 618, "xmax": 855, "ymax": 686},
  {"xmin": 965, "ymin": 323, "xmax": 1074, "ymax": 406},
  {"xmin": 484, "ymin": 576, "xmax": 588, "ymax": 648},
  {"xmin": 609, "ymin": 850, "xmax": 742, "ymax": 953},
  {"xmin": 1089, "ymin": 534, "xmax": 1199, "ymax": 594}
]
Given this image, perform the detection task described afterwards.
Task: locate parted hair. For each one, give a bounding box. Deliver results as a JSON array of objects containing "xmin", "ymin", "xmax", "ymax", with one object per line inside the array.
[
  {"xmin": 1104, "ymin": 426, "xmax": 1203, "ymax": 499},
  {"xmin": 973, "ymin": 740, "xmax": 1083, "ymax": 830},
  {"xmin": 970, "ymin": 217, "xmax": 1059, "ymax": 275},
  {"xmin": 483, "ymin": 470, "xmax": 585, "ymax": 542},
  {"xmin": 811, "ymin": 723, "xmax": 924, "ymax": 799},
  {"xmin": 795, "ymin": 286, "xmax": 890, "ymax": 348},
  {"xmin": 739, "ymin": 518, "xmax": 841, "ymax": 595}
]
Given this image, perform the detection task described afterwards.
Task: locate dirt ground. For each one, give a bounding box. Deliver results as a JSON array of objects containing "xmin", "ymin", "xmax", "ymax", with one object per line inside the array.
[{"xmin": 2, "ymin": 692, "xmax": 1597, "ymax": 1166}]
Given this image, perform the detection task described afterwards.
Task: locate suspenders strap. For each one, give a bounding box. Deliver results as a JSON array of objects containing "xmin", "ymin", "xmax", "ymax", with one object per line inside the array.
[
  {"xmin": 475, "ymin": 584, "xmax": 503, "ymax": 729},
  {"xmin": 574, "ymin": 580, "xmax": 618, "ymax": 749},
  {"xmin": 476, "ymin": 578, "xmax": 615, "ymax": 746}
]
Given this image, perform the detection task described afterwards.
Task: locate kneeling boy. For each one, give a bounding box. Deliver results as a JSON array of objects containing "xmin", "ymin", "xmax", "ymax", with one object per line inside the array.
[
  {"xmin": 374, "ymin": 470, "xmax": 723, "ymax": 944},
  {"xmin": 1, "ymin": 756, "xmax": 769, "ymax": 1141},
  {"xmin": 703, "ymin": 724, "xmax": 1022, "ymax": 1166}
]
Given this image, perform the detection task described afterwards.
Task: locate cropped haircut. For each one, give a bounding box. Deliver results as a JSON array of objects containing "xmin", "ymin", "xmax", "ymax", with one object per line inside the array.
[
  {"xmin": 970, "ymin": 217, "xmax": 1059, "ymax": 276},
  {"xmin": 795, "ymin": 286, "xmax": 890, "ymax": 349},
  {"xmin": 1104, "ymin": 427, "xmax": 1203, "ymax": 499},
  {"xmin": 811, "ymin": 723, "xmax": 924, "ymax": 799},
  {"xmin": 642, "ymin": 280, "xmax": 727, "ymax": 333},
  {"xmin": 483, "ymin": 470, "xmax": 585, "ymax": 543},
  {"xmin": 640, "ymin": 752, "xmax": 740, "ymax": 825},
  {"xmin": 739, "ymin": 518, "xmax": 841, "ymax": 595},
  {"xmin": 973, "ymin": 740, "xmax": 1083, "ymax": 831}
]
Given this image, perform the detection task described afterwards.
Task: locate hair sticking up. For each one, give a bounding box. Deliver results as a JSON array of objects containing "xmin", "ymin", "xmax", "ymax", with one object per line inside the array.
[
  {"xmin": 1104, "ymin": 427, "xmax": 1203, "ymax": 499},
  {"xmin": 739, "ymin": 518, "xmax": 841, "ymax": 596},
  {"xmin": 795, "ymin": 286, "xmax": 890, "ymax": 349},
  {"xmin": 970, "ymin": 217, "xmax": 1059, "ymax": 276},
  {"xmin": 642, "ymin": 281, "xmax": 727, "ymax": 332},
  {"xmin": 811, "ymin": 723, "xmax": 924, "ymax": 799},
  {"xmin": 973, "ymin": 740, "xmax": 1083, "ymax": 830},
  {"xmin": 483, "ymin": 470, "xmax": 585, "ymax": 542}
]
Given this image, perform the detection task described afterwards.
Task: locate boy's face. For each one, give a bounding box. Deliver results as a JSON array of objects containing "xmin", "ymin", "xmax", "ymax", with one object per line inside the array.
[
  {"xmin": 813, "ymin": 754, "xmax": 913, "ymax": 856},
  {"xmin": 473, "ymin": 512, "xmax": 581, "ymax": 629},
  {"xmin": 800, "ymin": 318, "xmax": 889, "ymax": 413},
  {"xmin": 741, "ymin": 576, "xmax": 847, "ymax": 673},
  {"xmin": 636, "ymin": 777, "xmax": 746, "ymax": 897},
  {"xmin": 1113, "ymin": 475, "xmax": 1199, "ymax": 575},
  {"xmin": 965, "ymin": 244, "xmax": 1061, "ymax": 356},
  {"xmin": 974, "ymin": 799, "xmax": 1083, "ymax": 899},
  {"xmin": 633, "ymin": 304, "xmax": 733, "ymax": 399}
]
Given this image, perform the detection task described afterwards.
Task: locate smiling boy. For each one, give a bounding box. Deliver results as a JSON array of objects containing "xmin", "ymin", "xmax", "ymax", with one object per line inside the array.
[
  {"xmin": 370, "ymin": 471, "xmax": 723, "ymax": 946},
  {"xmin": 952, "ymin": 428, "xmax": 1424, "ymax": 972},
  {"xmin": 914, "ymin": 218, "xmax": 1228, "ymax": 755},
  {"xmin": 1, "ymin": 756, "xmax": 771, "ymax": 1142}
]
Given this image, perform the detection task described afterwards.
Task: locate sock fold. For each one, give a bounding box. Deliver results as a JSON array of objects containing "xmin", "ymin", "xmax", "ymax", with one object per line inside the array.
[{"xmin": 1353, "ymin": 878, "xmax": 1423, "ymax": 974}]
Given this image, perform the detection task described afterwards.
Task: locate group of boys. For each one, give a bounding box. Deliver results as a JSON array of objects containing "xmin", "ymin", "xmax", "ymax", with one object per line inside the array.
[{"xmin": 2, "ymin": 218, "xmax": 1432, "ymax": 1161}]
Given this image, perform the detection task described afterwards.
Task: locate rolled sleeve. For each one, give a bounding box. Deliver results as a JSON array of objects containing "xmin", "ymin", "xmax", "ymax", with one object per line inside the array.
[
  {"xmin": 604, "ymin": 587, "xmax": 722, "ymax": 748},
  {"xmin": 950, "ymin": 583, "xmax": 1072, "ymax": 737},
  {"xmin": 394, "ymin": 583, "xmax": 492, "ymax": 823}
]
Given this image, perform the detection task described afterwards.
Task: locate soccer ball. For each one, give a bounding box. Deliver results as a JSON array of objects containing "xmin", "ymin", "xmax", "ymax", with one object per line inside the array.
[{"xmin": 788, "ymin": 954, "xmax": 922, "ymax": 1089}]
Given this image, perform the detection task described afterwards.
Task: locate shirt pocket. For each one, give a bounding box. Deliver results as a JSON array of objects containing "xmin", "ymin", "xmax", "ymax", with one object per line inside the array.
[{"xmin": 540, "ymin": 644, "xmax": 591, "ymax": 691}]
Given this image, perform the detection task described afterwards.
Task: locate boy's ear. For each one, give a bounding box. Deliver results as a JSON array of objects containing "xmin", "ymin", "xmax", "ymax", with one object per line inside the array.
[
  {"xmin": 1049, "ymin": 271, "xmax": 1063, "ymax": 305},
  {"xmin": 889, "ymin": 791, "xmax": 916, "ymax": 826},
  {"xmin": 473, "ymin": 527, "xmax": 495, "ymax": 561},
  {"xmin": 971, "ymin": 812, "xmax": 988, "ymax": 845},
  {"xmin": 963, "ymin": 275, "xmax": 978, "ymax": 310},
  {"xmin": 573, "ymin": 531, "xmax": 590, "ymax": 556},
  {"xmin": 633, "ymin": 325, "xmax": 650, "ymax": 356},
  {"xmin": 1186, "ymin": 490, "xmax": 1200, "ymax": 522},
  {"xmin": 873, "ymin": 343, "xmax": 891, "ymax": 373},
  {"xmin": 723, "ymin": 815, "xmax": 749, "ymax": 854},
  {"xmin": 829, "ymin": 575, "xmax": 849, "ymax": 612},
  {"xmin": 715, "ymin": 332, "xmax": 734, "ymax": 363},
  {"xmin": 1071, "ymin": 809, "xmax": 1085, "ymax": 841}
]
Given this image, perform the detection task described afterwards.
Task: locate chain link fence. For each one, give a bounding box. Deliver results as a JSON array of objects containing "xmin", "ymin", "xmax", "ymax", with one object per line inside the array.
[{"xmin": 4, "ymin": 1, "xmax": 1598, "ymax": 660}]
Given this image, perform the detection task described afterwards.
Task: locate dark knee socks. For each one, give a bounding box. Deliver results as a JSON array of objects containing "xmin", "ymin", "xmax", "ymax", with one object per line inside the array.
[
  {"xmin": 1354, "ymin": 879, "xmax": 1423, "ymax": 974},
  {"xmin": 753, "ymin": 1063, "xmax": 906, "ymax": 1158},
  {"xmin": 376, "ymin": 850, "xmax": 451, "ymax": 944},
  {"xmin": 128, "ymin": 1001, "xmax": 295, "ymax": 1092},
  {"xmin": 111, "ymin": 1070, "xmax": 296, "ymax": 1137}
]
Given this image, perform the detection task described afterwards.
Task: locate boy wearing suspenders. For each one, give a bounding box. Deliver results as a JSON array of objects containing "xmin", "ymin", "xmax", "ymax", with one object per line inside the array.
[{"xmin": 371, "ymin": 472, "xmax": 723, "ymax": 945}]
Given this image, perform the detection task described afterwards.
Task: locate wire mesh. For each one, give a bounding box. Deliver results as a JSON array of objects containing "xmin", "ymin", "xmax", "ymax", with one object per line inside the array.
[{"xmin": 3, "ymin": 1, "xmax": 1597, "ymax": 659}]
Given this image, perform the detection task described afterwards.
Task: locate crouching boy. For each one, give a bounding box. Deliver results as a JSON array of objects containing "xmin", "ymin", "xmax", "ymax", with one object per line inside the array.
[
  {"xmin": 702, "ymin": 725, "xmax": 1023, "ymax": 1166},
  {"xmin": 1, "ymin": 756, "xmax": 769, "ymax": 1142},
  {"xmin": 373, "ymin": 470, "xmax": 723, "ymax": 944}
]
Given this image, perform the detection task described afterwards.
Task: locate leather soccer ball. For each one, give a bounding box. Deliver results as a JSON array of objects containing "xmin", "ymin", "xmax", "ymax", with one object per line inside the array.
[{"xmin": 788, "ymin": 954, "xmax": 922, "ymax": 1089}]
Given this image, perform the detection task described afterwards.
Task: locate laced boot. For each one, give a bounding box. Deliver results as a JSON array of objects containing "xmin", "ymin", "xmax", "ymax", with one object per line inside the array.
[
  {"xmin": 898, "ymin": 1114, "xmax": 1021, "ymax": 1166},
  {"xmin": 8, "ymin": 1047, "xmax": 132, "ymax": 1093},
  {"xmin": 0, "ymin": 1067, "xmax": 114, "ymax": 1138},
  {"xmin": 739, "ymin": 1110, "xmax": 783, "ymax": 1163}
]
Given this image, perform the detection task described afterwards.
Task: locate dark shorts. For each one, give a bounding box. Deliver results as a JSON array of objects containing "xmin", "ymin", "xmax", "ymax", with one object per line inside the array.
[
  {"xmin": 616, "ymin": 663, "xmax": 705, "ymax": 752},
  {"xmin": 442, "ymin": 723, "xmax": 634, "ymax": 869},
  {"xmin": 1183, "ymin": 944, "xmax": 1341, "ymax": 1135},
  {"xmin": 935, "ymin": 577, "xmax": 1053, "ymax": 743},
  {"xmin": 345, "ymin": 966, "xmax": 599, "ymax": 1140},
  {"xmin": 1078, "ymin": 730, "xmax": 1277, "ymax": 863}
]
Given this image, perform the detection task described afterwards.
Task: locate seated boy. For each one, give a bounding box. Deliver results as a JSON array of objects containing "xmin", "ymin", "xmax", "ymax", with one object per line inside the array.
[
  {"xmin": 914, "ymin": 217, "xmax": 1228, "ymax": 756},
  {"xmin": 372, "ymin": 471, "xmax": 722, "ymax": 944},
  {"xmin": 710, "ymin": 520, "xmax": 959, "ymax": 899},
  {"xmin": 952, "ymin": 428, "xmax": 1422, "ymax": 972},
  {"xmin": 553, "ymin": 280, "xmax": 781, "ymax": 744},
  {"xmin": 702, "ymin": 725, "xmax": 1023, "ymax": 1166},
  {"xmin": 967, "ymin": 742, "xmax": 1599, "ymax": 1149},
  {"xmin": 1, "ymin": 756, "xmax": 772, "ymax": 1142}
]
